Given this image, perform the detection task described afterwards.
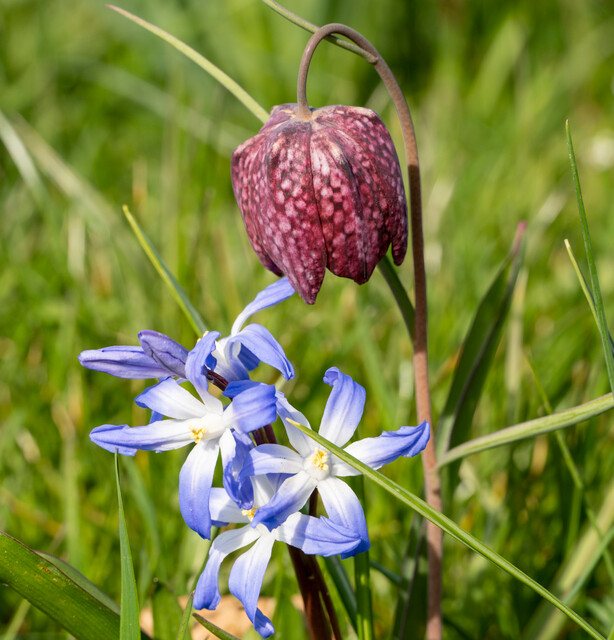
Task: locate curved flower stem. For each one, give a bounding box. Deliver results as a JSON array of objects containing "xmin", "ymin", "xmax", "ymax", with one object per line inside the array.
[{"xmin": 297, "ymin": 24, "xmax": 442, "ymax": 639}]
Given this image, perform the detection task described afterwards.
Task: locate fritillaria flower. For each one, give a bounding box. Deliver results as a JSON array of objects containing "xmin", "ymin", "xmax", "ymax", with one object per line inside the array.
[{"xmin": 231, "ymin": 104, "xmax": 407, "ymax": 304}]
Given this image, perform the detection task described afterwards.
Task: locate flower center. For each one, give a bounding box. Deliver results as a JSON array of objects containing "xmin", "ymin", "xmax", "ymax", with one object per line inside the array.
[
  {"xmin": 309, "ymin": 448, "xmax": 329, "ymax": 472},
  {"xmin": 190, "ymin": 426, "xmax": 206, "ymax": 443},
  {"xmin": 241, "ymin": 507, "xmax": 258, "ymax": 521}
]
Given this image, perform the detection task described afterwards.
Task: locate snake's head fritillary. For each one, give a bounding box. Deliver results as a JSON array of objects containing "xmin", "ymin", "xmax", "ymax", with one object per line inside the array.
[{"xmin": 231, "ymin": 104, "xmax": 407, "ymax": 304}]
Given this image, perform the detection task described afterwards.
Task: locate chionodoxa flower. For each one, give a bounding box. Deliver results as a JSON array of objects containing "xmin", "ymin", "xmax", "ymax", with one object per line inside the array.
[{"xmin": 231, "ymin": 104, "xmax": 407, "ymax": 304}]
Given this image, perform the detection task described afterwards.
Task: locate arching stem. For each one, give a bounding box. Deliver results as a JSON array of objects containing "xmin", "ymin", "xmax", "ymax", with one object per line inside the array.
[{"xmin": 298, "ymin": 24, "xmax": 443, "ymax": 639}]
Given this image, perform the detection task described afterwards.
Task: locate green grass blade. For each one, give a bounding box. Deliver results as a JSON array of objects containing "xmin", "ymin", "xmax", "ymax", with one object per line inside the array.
[
  {"xmin": 353, "ymin": 477, "xmax": 374, "ymax": 640},
  {"xmin": 107, "ymin": 5, "xmax": 269, "ymax": 125},
  {"xmin": 0, "ymin": 531, "xmax": 130, "ymax": 640},
  {"xmin": 377, "ymin": 256, "xmax": 416, "ymax": 344},
  {"xmin": 438, "ymin": 392, "xmax": 614, "ymax": 467},
  {"xmin": 523, "ymin": 476, "xmax": 614, "ymax": 640},
  {"xmin": 437, "ymin": 223, "xmax": 526, "ymax": 459},
  {"xmin": 115, "ymin": 453, "xmax": 141, "ymax": 640},
  {"xmin": 0, "ymin": 108, "xmax": 46, "ymax": 209},
  {"xmin": 257, "ymin": 0, "xmax": 377, "ymax": 63},
  {"xmin": 287, "ymin": 422, "xmax": 605, "ymax": 640},
  {"xmin": 175, "ymin": 592, "xmax": 195, "ymax": 640},
  {"xmin": 565, "ymin": 239, "xmax": 614, "ymax": 355},
  {"xmin": 193, "ymin": 612, "xmax": 241, "ymax": 639},
  {"xmin": 566, "ymin": 121, "xmax": 614, "ymax": 395},
  {"xmin": 322, "ymin": 556, "xmax": 357, "ymax": 630},
  {"xmin": 123, "ymin": 205, "xmax": 207, "ymax": 336}
]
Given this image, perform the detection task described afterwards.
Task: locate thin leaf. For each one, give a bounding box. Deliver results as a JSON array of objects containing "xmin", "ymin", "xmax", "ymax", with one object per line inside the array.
[
  {"xmin": 436, "ymin": 223, "xmax": 526, "ymax": 460},
  {"xmin": 115, "ymin": 453, "xmax": 141, "ymax": 640},
  {"xmin": 123, "ymin": 205, "xmax": 207, "ymax": 336},
  {"xmin": 176, "ymin": 592, "xmax": 195, "ymax": 640},
  {"xmin": 377, "ymin": 256, "xmax": 416, "ymax": 344},
  {"xmin": 287, "ymin": 422, "xmax": 605, "ymax": 640},
  {"xmin": 564, "ymin": 239, "xmax": 614, "ymax": 355},
  {"xmin": 353, "ymin": 477, "xmax": 374, "ymax": 640},
  {"xmin": 438, "ymin": 392, "xmax": 614, "ymax": 467},
  {"xmin": 0, "ymin": 531, "xmax": 145, "ymax": 640},
  {"xmin": 0, "ymin": 108, "xmax": 46, "ymax": 209},
  {"xmin": 322, "ymin": 556, "xmax": 357, "ymax": 630},
  {"xmin": 192, "ymin": 612, "xmax": 241, "ymax": 640},
  {"xmin": 523, "ymin": 476, "xmax": 614, "ymax": 640},
  {"xmin": 392, "ymin": 516, "xmax": 427, "ymax": 639},
  {"xmin": 566, "ymin": 121, "xmax": 614, "ymax": 394},
  {"xmin": 258, "ymin": 0, "xmax": 377, "ymax": 62},
  {"xmin": 107, "ymin": 5, "xmax": 269, "ymax": 125}
]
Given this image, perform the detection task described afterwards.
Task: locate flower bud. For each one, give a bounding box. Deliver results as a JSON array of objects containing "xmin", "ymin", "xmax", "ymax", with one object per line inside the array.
[{"xmin": 231, "ymin": 103, "xmax": 407, "ymax": 304}]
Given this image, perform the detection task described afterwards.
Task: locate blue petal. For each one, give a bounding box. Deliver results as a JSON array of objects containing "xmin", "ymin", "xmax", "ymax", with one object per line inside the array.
[
  {"xmin": 179, "ymin": 442, "xmax": 219, "ymax": 539},
  {"xmin": 318, "ymin": 477, "xmax": 370, "ymax": 557},
  {"xmin": 319, "ymin": 368, "xmax": 366, "ymax": 446},
  {"xmin": 89, "ymin": 424, "xmax": 139, "ymax": 455},
  {"xmin": 209, "ymin": 487, "xmax": 247, "ymax": 525},
  {"xmin": 221, "ymin": 431, "xmax": 254, "ymax": 509},
  {"xmin": 224, "ymin": 383, "xmax": 277, "ymax": 434},
  {"xmin": 90, "ymin": 420, "xmax": 192, "ymax": 453},
  {"xmin": 223, "ymin": 379, "xmax": 261, "ymax": 399},
  {"xmin": 240, "ymin": 444, "xmax": 302, "ymax": 483},
  {"xmin": 185, "ymin": 331, "xmax": 220, "ymax": 399},
  {"xmin": 78, "ymin": 346, "xmax": 169, "ymax": 379},
  {"xmin": 228, "ymin": 324, "xmax": 294, "ymax": 380},
  {"xmin": 138, "ymin": 330, "xmax": 189, "ymax": 377},
  {"xmin": 251, "ymin": 472, "xmax": 317, "ymax": 530},
  {"xmin": 228, "ymin": 533, "xmax": 276, "ymax": 638},
  {"xmin": 341, "ymin": 422, "xmax": 430, "ymax": 473},
  {"xmin": 194, "ymin": 526, "xmax": 259, "ymax": 610},
  {"xmin": 136, "ymin": 378, "xmax": 220, "ymax": 418},
  {"xmin": 277, "ymin": 512, "xmax": 363, "ymax": 557},
  {"xmin": 230, "ymin": 277, "xmax": 295, "ymax": 335}
]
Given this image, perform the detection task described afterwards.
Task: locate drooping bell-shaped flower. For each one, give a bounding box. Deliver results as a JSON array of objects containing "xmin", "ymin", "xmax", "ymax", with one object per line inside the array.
[{"xmin": 231, "ymin": 104, "xmax": 407, "ymax": 304}]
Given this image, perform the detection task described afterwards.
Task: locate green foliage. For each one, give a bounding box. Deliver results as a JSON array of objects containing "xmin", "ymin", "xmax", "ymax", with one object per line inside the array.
[{"xmin": 2, "ymin": 0, "xmax": 614, "ymax": 637}]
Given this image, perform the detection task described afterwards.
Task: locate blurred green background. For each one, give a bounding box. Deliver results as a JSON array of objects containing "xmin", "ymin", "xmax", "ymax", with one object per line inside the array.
[{"xmin": 2, "ymin": 0, "xmax": 614, "ymax": 637}]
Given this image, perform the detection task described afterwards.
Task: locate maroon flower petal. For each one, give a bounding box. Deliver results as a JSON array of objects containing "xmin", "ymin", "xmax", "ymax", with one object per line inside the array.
[{"xmin": 231, "ymin": 103, "xmax": 407, "ymax": 304}]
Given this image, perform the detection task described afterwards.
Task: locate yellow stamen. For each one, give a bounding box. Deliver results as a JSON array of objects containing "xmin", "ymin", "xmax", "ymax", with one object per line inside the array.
[
  {"xmin": 190, "ymin": 427, "xmax": 206, "ymax": 443},
  {"xmin": 241, "ymin": 507, "xmax": 258, "ymax": 521},
  {"xmin": 310, "ymin": 449, "xmax": 329, "ymax": 471}
]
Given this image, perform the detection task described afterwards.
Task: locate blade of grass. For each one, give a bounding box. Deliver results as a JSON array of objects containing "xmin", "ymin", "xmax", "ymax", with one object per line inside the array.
[
  {"xmin": 523, "ymin": 476, "xmax": 614, "ymax": 640},
  {"xmin": 0, "ymin": 531, "xmax": 148, "ymax": 640},
  {"xmin": 377, "ymin": 256, "xmax": 415, "ymax": 344},
  {"xmin": 566, "ymin": 121, "xmax": 614, "ymax": 394},
  {"xmin": 0, "ymin": 108, "xmax": 46, "ymax": 209},
  {"xmin": 107, "ymin": 5, "xmax": 269, "ymax": 125},
  {"xmin": 438, "ymin": 392, "xmax": 614, "ymax": 467},
  {"xmin": 436, "ymin": 223, "xmax": 525, "ymax": 460},
  {"xmin": 322, "ymin": 556, "xmax": 357, "ymax": 630},
  {"xmin": 353, "ymin": 476, "xmax": 374, "ymax": 640},
  {"xmin": 123, "ymin": 205, "xmax": 207, "ymax": 336},
  {"xmin": 176, "ymin": 592, "xmax": 195, "ymax": 640},
  {"xmin": 115, "ymin": 453, "xmax": 141, "ymax": 640},
  {"xmin": 192, "ymin": 612, "xmax": 241, "ymax": 640},
  {"xmin": 286, "ymin": 421, "xmax": 605, "ymax": 640},
  {"xmin": 565, "ymin": 239, "xmax": 614, "ymax": 353}
]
